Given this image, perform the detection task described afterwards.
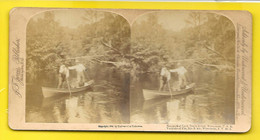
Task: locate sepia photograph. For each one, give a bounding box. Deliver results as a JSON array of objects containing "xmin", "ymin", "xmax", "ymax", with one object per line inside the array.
[
  {"xmin": 130, "ymin": 11, "xmax": 236, "ymax": 125},
  {"xmin": 25, "ymin": 9, "xmax": 131, "ymax": 123},
  {"xmin": 9, "ymin": 8, "xmax": 251, "ymax": 132}
]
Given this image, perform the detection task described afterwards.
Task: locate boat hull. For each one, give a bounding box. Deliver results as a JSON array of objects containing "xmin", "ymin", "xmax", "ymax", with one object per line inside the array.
[
  {"xmin": 42, "ymin": 80, "xmax": 93, "ymax": 98},
  {"xmin": 143, "ymin": 83, "xmax": 195, "ymax": 100}
]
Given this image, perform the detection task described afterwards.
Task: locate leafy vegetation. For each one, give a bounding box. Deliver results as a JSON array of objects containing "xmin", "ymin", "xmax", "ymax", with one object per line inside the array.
[
  {"xmin": 131, "ymin": 12, "xmax": 235, "ymax": 75},
  {"xmin": 26, "ymin": 10, "xmax": 235, "ymax": 85}
]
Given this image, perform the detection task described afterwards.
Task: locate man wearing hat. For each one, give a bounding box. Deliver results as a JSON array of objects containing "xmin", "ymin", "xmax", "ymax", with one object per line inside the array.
[
  {"xmin": 57, "ymin": 64, "xmax": 70, "ymax": 89},
  {"xmin": 159, "ymin": 66, "xmax": 171, "ymax": 91},
  {"xmin": 170, "ymin": 63, "xmax": 188, "ymax": 90},
  {"xmin": 68, "ymin": 59, "xmax": 86, "ymax": 87}
]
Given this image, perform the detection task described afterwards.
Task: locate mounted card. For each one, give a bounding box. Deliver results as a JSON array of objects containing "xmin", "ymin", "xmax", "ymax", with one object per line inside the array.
[{"xmin": 9, "ymin": 7, "xmax": 252, "ymax": 132}]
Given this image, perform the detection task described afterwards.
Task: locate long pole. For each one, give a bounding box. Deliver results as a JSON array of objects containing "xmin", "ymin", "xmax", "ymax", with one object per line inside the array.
[
  {"xmin": 167, "ymin": 81, "xmax": 173, "ymax": 99},
  {"xmin": 66, "ymin": 79, "xmax": 72, "ymax": 96}
]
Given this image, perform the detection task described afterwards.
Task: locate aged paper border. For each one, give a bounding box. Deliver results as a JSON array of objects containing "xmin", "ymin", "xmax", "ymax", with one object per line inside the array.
[{"xmin": 8, "ymin": 7, "xmax": 252, "ymax": 132}]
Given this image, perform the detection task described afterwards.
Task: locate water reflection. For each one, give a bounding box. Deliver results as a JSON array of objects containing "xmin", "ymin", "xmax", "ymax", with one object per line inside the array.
[
  {"xmin": 26, "ymin": 91, "xmax": 128, "ymax": 123},
  {"xmin": 130, "ymin": 73, "xmax": 235, "ymax": 125},
  {"xmin": 26, "ymin": 72, "xmax": 234, "ymax": 125}
]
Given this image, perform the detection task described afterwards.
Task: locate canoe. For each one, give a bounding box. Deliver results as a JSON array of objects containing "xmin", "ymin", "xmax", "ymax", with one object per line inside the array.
[
  {"xmin": 142, "ymin": 83, "xmax": 195, "ymax": 100},
  {"xmin": 42, "ymin": 80, "xmax": 94, "ymax": 98}
]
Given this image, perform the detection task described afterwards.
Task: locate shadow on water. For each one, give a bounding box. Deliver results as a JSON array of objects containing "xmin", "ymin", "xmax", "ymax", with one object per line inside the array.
[
  {"xmin": 26, "ymin": 66, "xmax": 130, "ymax": 123},
  {"xmin": 26, "ymin": 68, "xmax": 234, "ymax": 125},
  {"xmin": 26, "ymin": 88, "xmax": 129, "ymax": 123},
  {"xmin": 130, "ymin": 72, "xmax": 235, "ymax": 125}
]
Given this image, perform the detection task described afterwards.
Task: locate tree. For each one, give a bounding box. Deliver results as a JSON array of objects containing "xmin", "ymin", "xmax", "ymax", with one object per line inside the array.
[{"xmin": 26, "ymin": 12, "xmax": 68, "ymax": 82}]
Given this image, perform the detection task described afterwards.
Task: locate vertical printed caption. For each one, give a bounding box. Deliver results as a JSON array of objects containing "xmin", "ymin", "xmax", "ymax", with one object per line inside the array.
[
  {"xmin": 236, "ymin": 23, "xmax": 250, "ymax": 119},
  {"xmin": 11, "ymin": 38, "xmax": 24, "ymax": 98}
]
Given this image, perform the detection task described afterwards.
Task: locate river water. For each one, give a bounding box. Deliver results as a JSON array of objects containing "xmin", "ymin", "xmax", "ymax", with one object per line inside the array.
[
  {"xmin": 130, "ymin": 71, "xmax": 235, "ymax": 125},
  {"xmin": 26, "ymin": 69, "xmax": 130, "ymax": 123},
  {"xmin": 26, "ymin": 69, "xmax": 234, "ymax": 125},
  {"xmin": 26, "ymin": 87, "xmax": 130, "ymax": 123}
]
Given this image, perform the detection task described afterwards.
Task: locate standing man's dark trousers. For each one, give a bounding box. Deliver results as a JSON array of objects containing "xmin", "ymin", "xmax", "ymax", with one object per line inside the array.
[
  {"xmin": 57, "ymin": 73, "xmax": 66, "ymax": 89},
  {"xmin": 159, "ymin": 76, "xmax": 167, "ymax": 91}
]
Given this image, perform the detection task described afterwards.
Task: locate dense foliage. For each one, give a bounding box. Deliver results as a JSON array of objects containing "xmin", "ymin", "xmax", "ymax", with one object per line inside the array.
[
  {"xmin": 26, "ymin": 11, "xmax": 131, "ymax": 83},
  {"xmin": 26, "ymin": 11, "xmax": 235, "ymax": 84},
  {"xmin": 131, "ymin": 12, "xmax": 235, "ymax": 79}
]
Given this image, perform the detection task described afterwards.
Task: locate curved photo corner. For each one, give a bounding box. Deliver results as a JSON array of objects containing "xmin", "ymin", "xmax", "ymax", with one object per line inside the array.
[
  {"xmin": 8, "ymin": 7, "xmax": 251, "ymax": 132},
  {"xmin": 130, "ymin": 11, "xmax": 236, "ymax": 125},
  {"xmin": 25, "ymin": 9, "xmax": 131, "ymax": 124}
]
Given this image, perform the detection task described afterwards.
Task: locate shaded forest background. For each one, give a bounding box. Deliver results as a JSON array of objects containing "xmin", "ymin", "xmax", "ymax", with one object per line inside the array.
[
  {"xmin": 26, "ymin": 11, "xmax": 131, "ymax": 88},
  {"xmin": 131, "ymin": 12, "xmax": 235, "ymax": 82},
  {"xmin": 26, "ymin": 10, "xmax": 235, "ymax": 87}
]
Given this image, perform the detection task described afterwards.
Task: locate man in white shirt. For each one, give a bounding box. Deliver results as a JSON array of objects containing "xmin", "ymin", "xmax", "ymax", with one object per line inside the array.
[
  {"xmin": 170, "ymin": 63, "xmax": 188, "ymax": 89},
  {"xmin": 159, "ymin": 66, "xmax": 171, "ymax": 91},
  {"xmin": 68, "ymin": 60, "xmax": 86, "ymax": 87},
  {"xmin": 57, "ymin": 64, "xmax": 70, "ymax": 89}
]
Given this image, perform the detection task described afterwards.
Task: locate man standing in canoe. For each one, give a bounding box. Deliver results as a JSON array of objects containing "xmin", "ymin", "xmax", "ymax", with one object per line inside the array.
[
  {"xmin": 57, "ymin": 64, "xmax": 70, "ymax": 89},
  {"xmin": 159, "ymin": 66, "xmax": 171, "ymax": 91},
  {"xmin": 68, "ymin": 59, "xmax": 86, "ymax": 88},
  {"xmin": 170, "ymin": 63, "xmax": 188, "ymax": 90}
]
